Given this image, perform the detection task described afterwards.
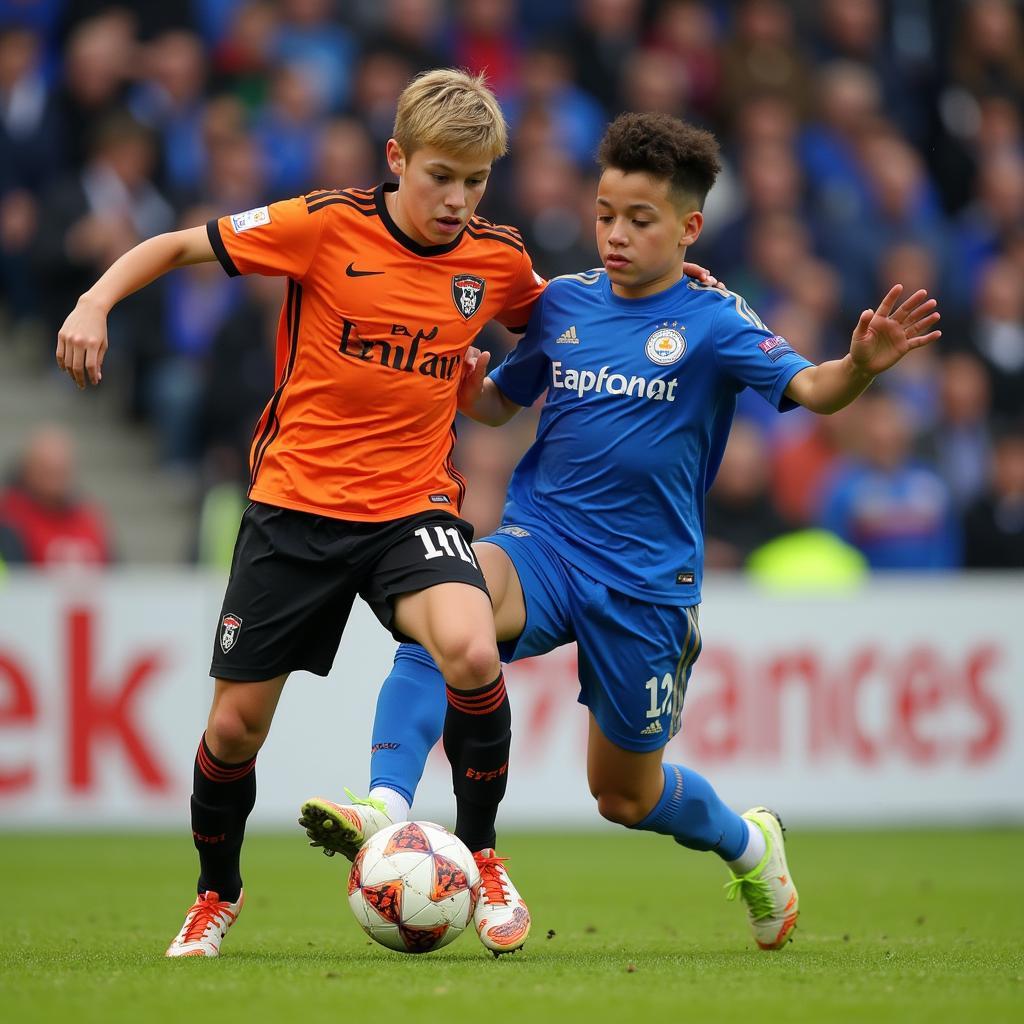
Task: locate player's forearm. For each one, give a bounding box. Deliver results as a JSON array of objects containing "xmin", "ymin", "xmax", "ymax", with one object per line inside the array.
[
  {"xmin": 786, "ymin": 355, "xmax": 875, "ymax": 415},
  {"xmin": 80, "ymin": 229, "xmax": 214, "ymax": 313},
  {"xmin": 462, "ymin": 378, "xmax": 522, "ymax": 426}
]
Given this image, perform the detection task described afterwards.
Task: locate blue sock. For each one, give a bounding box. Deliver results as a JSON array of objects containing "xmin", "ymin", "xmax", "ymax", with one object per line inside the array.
[
  {"xmin": 369, "ymin": 643, "xmax": 446, "ymax": 804},
  {"xmin": 631, "ymin": 763, "xmax": 748, "ymax": 861}
]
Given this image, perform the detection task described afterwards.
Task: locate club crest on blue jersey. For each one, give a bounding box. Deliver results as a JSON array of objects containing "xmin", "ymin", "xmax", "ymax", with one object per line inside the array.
[
  {"xmin": 452, "ymin": 274, "xmax": 486, "ymax": 320},
  {"xmin": 645, "ymin": 325, "xmax": 686, "ymax": 365}
]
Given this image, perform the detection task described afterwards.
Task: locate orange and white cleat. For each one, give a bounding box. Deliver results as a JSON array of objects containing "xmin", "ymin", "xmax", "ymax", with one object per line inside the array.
[
  {"xmin": 165, "ymin": 890, "xmax": 243, "ymax": 958},
  {"xmin": 724, "ymin": 808, "xmax": 799, "ymax": 950},
  {"xmin": 472, "ymin": 848, "xmax": 531, "ymax": 956}
]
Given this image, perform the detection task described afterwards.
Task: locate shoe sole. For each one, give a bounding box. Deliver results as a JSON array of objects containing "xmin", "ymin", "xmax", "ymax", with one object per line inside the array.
[{"xmin": 298, "ymin": 798, "xmax": 364, "ymax": 861}]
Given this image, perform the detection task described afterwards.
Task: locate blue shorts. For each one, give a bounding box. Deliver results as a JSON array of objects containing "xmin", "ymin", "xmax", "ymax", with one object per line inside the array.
[{"xmin": 483, "ymin": 525, "xmax": 702, "ymax": 752}]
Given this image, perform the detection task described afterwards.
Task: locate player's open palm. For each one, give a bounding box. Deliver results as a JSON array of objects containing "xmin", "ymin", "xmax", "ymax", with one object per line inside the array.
[
  {"xmin": 56, "ymin": 298, "xmax": 108, "ymax": 389},
  {"xmin": 849, "ymin": 284, "xmax": 941, "ymax": 377}
]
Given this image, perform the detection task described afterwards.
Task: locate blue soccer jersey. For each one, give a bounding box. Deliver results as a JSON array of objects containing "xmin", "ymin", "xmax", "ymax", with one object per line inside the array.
[{"xmin": 488, "ymin": 270, "xmax": 814, "ymax": 604}]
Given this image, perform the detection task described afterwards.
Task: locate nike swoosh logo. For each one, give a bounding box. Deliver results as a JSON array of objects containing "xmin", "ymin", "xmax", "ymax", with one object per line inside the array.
[{"xmin": 346, "ymin": 263, "xmax": 384, "ymax": 277}]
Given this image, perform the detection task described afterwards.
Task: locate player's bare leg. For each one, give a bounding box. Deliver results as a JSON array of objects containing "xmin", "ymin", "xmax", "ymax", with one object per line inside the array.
[
  {"xmin": 586, "ymin": 716, "xmax": 798, "ymax": 950},
  {"xmin": 393, "ymin": 576, "xmax": 529, "ymax": 954},
  {"xmin": 166, "ymin": 674, "xmax": 286, "ymax": 958}
]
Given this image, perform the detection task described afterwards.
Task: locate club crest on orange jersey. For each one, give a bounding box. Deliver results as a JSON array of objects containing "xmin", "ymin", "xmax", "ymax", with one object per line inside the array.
[
  {"xmin": 220, "ymin": 613, "xmax": 242, "ymax": 654},
  {"xmin": 452, "ymin": 274, "xmax": 486, "ymax": 320}
]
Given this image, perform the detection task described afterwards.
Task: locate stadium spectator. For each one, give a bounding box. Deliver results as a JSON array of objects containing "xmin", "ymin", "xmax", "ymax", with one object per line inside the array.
[
  {"xmin": 647, "ymin": 0, "xmax": 721, "ymax": 123},
  {"xmin": 817, "ymin": 392, "xmax": 960, "ymax": 569},
  {"xmin": 452, "ymin": 0, "xmax": 522, "ymax": 102},
  {"xmin": 509, "ymin": 145, "xmax": 594, "ymax": 279},
  {"xmin": 209, "ymin": 0, "xmax": 279, "ymax": 112},
  {"xmin": 273, "ymin": 0, "xmax": 356, "ymax": 112},
  {"xmin": 566, "ymin": 0, "xmax": 644, "ymax": 114},
  {"xmin": 953, "ymin": 148, "xmax": 1024, "ymax": 300},
  {"xmin": 968, "ymin": 257, "xmax": 1024, "ymax": 422},
  {"xmin": 52, "ymin": 12, "xmax": 136, "ymax": 172},
  {"xmin": 31, "ymin": 111, "xmax": 173, "ymax": 414},
  {"xmin": 0, "ymin": 25, "xmax": 62, "ymax": 196},
  {"xmin": 312, "ymin": 116, "xmax": 377, "ymax": 191},
  {"xmin": 251, "ymin": 63, "xmax": 323, "ymax": 196},
  {"xmin": 719, "ymin": 0, "xmax": 812, "ymax": 125},
  {"xmin": 129, "ymin": 29, "xmax": 209, "ymax": 197},
  {"xmin": 705, "ymin": 419, "xmax": 787, "ymax": 569},
  {"xmin": 770, "ymin": 406, "xmax": 854, "ymax": 528},
  {"xmin": 346, "ymin": 42, "xmax": 417, "ymax": 149},
  {"xmin": 150, "ymin": 205, "xmax": 241, "ymax": 467},
  {"xmin": 923, "ymin": 353, "xmax": 993, "ymax": 511},
  {"xmin": 502, "ymin": 38, "xmax": 605, "ymax": 170},
  {"xmin": 371, "ymin": 0, "xmax": 450, "ymax": 74},
  {"xmin": 0, "ymin": 425, "xmax": 113, "ymax": 566},
  {"xmin": 949, "ymin": 0, "xmax": 1024, "ymax": 104},
  {"xmin": 963, "ymin": 425, "xmax": 1024, "ymax": 569},
  {"xmin": 196, "ymin": 273, "xmax": 279, "ymax": 468}
]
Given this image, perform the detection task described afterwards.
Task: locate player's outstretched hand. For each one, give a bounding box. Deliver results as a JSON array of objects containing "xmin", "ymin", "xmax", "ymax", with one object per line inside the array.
[
  {"xmin": 849, "ymin": 284, "xmax": 941, "ymax": 377},
  {"xmin": 56, "ymin": 296, "xmax": 108, "ymax": 389},
  {"xmin": 682, "ymin": 261, "xmax": 725, "ymax": 291},
  {"xmin": 458, "ymin": 345, "xmax": 491, "ymax": 414}
]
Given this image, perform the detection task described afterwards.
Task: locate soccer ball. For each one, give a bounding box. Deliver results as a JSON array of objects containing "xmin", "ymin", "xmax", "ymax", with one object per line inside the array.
[{"xmin": 348, "ymin": 820, "xmax": 480, "ymax": 953}]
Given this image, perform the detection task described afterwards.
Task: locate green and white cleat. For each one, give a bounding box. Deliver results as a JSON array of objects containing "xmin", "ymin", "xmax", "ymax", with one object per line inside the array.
[
  {"xmin": 725, "ymin": 807, "xmax": 799, "ymax": 950},
  {"xmin": 299, "ymin": 790, "xmax": 392, "ymax": 862}
]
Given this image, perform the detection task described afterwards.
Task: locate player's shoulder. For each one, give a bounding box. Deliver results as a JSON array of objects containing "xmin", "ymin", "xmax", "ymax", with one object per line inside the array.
[
  {"xmin": 466, "ymin": 215, "xmax": 526, "ymax": 257},
  {"xmin": 545, "ymin": 267, "xmax": 606, "ymax": 297},
  {"xmin": 300, "ymin": 187, "xmax": 379, "ymax": 219},
  {"xmin": 684, "ymin": 279, "xmax": 768, "ymax": 330}
]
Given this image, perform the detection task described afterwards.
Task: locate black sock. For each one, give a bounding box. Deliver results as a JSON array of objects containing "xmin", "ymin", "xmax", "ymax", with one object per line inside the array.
[
  {"xmin": 442, "ymin": 673, "xmax": 510, "ymax": 852},
  {"xmin": 191, "ymin": 733, "xmax": 257, "ymax": 902}
]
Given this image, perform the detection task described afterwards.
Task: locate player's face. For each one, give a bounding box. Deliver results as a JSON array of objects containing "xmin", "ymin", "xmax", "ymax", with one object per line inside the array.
[
  {"xmin": 386, "ymin": 141, "xmax": 492, "ymax": 246},
  {"xmin": 596, "ymin": 169, "xmax": 703, "ymax": 299}
]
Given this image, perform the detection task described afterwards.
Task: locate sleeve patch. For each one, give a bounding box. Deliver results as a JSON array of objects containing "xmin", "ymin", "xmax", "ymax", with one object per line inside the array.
[
  {"xmin": 757, "ymin": 335, "xmax": 794, "ymax": 362},
  {"xmin": 230, "ymin": 206, "xmax": 271, "ymax": 233}
]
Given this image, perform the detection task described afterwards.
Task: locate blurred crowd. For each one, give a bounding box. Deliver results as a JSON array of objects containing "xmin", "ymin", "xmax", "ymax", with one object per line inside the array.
[{"xmin": 1, "ymin": 0, "xmax": 1023, "ymax": 570}]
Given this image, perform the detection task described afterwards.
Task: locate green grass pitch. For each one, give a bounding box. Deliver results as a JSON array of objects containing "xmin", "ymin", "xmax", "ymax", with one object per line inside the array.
[{"xmin": 3, "ymin": 828, "xmax": 1021, "ymax": 1024}]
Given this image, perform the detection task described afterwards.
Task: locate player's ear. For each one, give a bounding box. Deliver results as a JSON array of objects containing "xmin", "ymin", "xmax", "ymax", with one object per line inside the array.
[
  {"xmin": 386, "ymin": 139, "xmax": 406, "ymax": 178},
  {"xmin": 679, "ymin": 209, "xmax": 703, "ymax": 249}
]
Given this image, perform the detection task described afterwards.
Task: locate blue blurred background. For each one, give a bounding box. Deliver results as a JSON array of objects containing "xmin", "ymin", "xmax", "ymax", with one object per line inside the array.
[{"xmin": 0, "ymin": 0, "xmax": 1022, "ymax": 573}]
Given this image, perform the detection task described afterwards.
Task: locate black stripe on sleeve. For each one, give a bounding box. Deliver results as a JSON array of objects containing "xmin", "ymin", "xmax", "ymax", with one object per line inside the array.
[
  {"xmin": 206, "ymin": 219, "xmax": 240, "ymax": 277},
  {"xmin": 465, "ymin": 226, "xmax": 524, "ymax": 252},
  {"xmin": 249, "ymin": 280, "xmax": 302, "ymax": 489}
]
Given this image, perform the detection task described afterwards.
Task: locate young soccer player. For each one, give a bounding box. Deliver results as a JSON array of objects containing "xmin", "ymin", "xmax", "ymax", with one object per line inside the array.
[
  {"xmin": 302, "ymin": 112, "xmax": 942, "ymax": 951},
  {"xmin": 56, "ymin": 69, "xmax": 550, "ymax": 959}
]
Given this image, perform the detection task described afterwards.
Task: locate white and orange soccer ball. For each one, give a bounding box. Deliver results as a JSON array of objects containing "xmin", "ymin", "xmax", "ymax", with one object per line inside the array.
[{"xmin": 347, "ymin": 820, "xmax": 480, "ymax": 954}]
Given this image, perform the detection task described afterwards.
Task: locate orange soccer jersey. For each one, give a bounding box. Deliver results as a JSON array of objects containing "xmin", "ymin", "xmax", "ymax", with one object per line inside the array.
[{"xmin": 207, "ymin": 184, "xmax": 544, "ymax": 522}]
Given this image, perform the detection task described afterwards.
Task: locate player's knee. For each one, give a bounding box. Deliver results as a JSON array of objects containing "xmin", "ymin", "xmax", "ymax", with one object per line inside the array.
[
  {"xmin": 434, "ymin": 636, "xmax": 500, "ymax": 690},
  {"xmin": 594, "ymin": 790, "xmax": 648, "ymax": 827},
  {"xmin": 207, "ymin": 707, "xmax": 268, "ymax": 761}
]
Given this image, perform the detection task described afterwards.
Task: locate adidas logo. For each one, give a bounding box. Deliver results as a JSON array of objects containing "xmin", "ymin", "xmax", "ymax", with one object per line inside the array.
[
  {"xmin": 640, "ymin": 720, "xmax": 663, "ymax": 736},
  {"xmin": 555, "ymin": 325, "xmax": 580, "ymax": 344}
]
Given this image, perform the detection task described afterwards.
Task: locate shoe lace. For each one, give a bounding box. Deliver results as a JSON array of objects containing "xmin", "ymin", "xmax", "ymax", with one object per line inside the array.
[
  {"xmin": 724, "ymin": 873, "xmax": 774, "ymax": 920},
  {"xmin": 474, "ymin": 851, "xmax": 511, "ymax": 907},
  {"xmin": 181, "ymin": 894, "xmax": 234, "ymax": 943},
  {"xmin": 343, "ymin": 787, "xmax": 387, "ymax": 813}
]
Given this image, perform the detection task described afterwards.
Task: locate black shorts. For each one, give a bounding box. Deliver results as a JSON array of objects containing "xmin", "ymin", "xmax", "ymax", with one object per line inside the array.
[{"xmin": 210, "ymin": 501, "xmax": 487, "ymax": 681}]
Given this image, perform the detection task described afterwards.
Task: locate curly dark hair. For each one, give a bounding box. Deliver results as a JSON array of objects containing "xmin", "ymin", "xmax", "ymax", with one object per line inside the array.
[{"xmin": 597, "ymin": 113, "xmax": 722, "ymax": 209}]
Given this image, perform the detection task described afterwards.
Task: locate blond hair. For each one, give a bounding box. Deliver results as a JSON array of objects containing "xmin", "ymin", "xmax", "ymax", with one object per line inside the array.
[{"xmin": 393, "ymin": 68, "xmax": 507, "ymax": 161}]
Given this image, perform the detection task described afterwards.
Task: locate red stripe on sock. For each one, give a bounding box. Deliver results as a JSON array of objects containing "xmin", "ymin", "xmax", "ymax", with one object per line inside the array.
[
  {"xmin": 446, "ymin": 680, "xmax": 507, "ymax": 715},
  {"xmin": 196, "ymin": 741, "xmax": 256, "ymax": 783}
]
